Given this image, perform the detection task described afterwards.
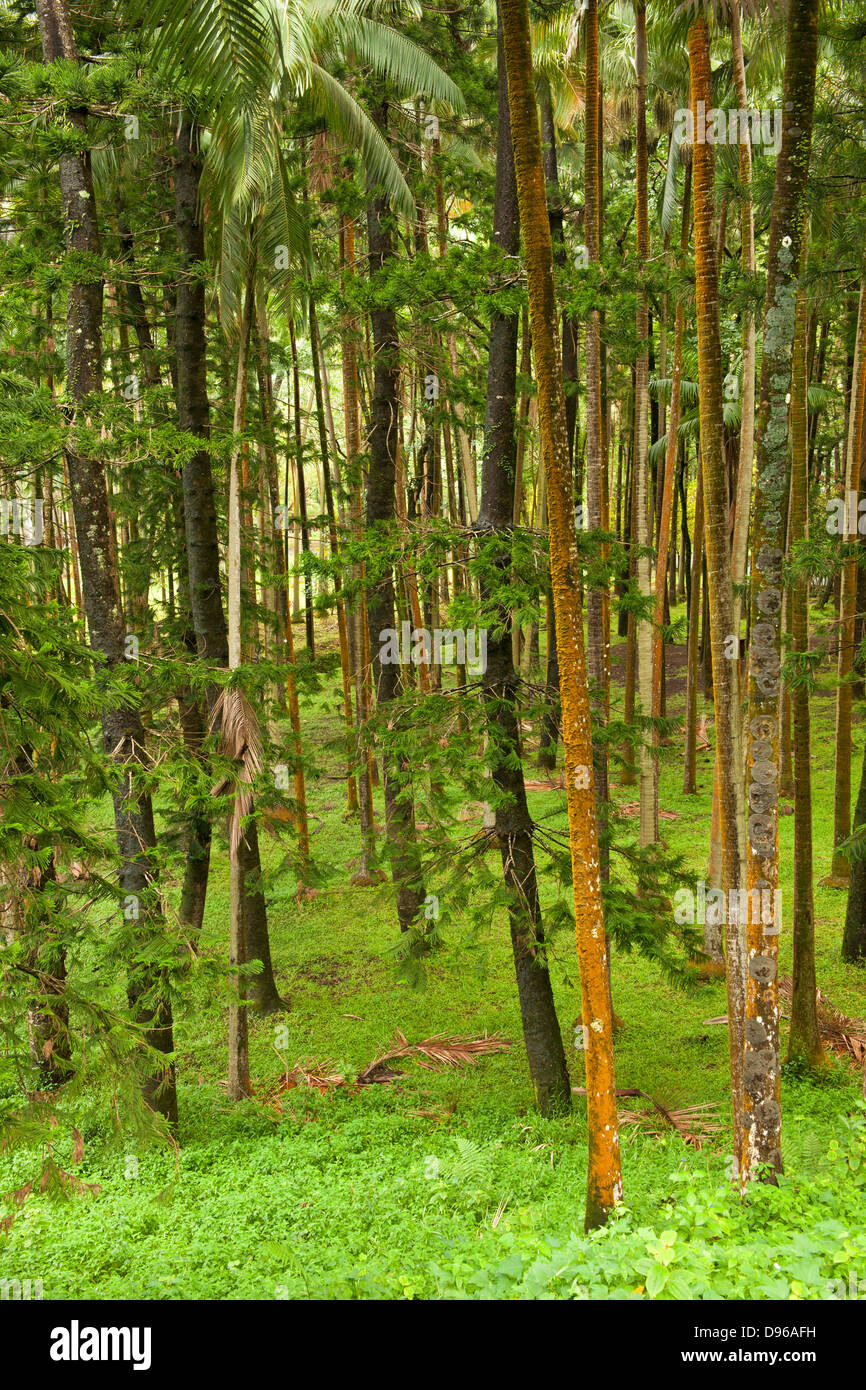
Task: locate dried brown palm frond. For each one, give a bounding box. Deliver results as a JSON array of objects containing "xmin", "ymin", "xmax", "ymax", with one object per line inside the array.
[
  {"xmin": 209, "ymin": 686, "xmax": 263, "ymax": 858},
  {"xmin": 778, "ymin": 976, "xmax": 866, "ymax": 1064},
  {"xmin": 358, "ymin": 1030, "xmax": 512, "ymax": 1085},
  {"xmin": 574, "ymin": 1087, "xmax": 722, "ymax": 1148}
]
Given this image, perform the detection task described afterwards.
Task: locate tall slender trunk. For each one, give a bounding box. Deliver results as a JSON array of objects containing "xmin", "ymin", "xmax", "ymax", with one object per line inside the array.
[
  {"xmin": 744, "ymin": 0, "xmax": 819, "ymax": 1181},
  {"xmin": 365, "ymin": 100, "xmax": 426, "ymax": 933},
  {"xmin": 339, "ymin": 214, "xmax": 378, "ymax": 879},
  {"xmin": 501, "ymin": 0, "xmax": 621, "ymax": 1231},
  {"xmin": 827, "ymin": 283, "xmax": 866, "ymax": 884},
  {"xmin": 174, "ymin": 120, "xmax": 283, "ymax": 1013},
  {"xmin": 652, "ymin": 165, "xmax": 691, "ymax": 758},
  {"xmin": 683, "ymin": 453, "xmax": 704, "ymax": 795},
  {"xmin": 36, "ymin": 0, "xmax": 177, "ymax": 1125},
  {"xmin": 584, "ymin": 0, "xmax": 609, "ymax": 879},
  {"xmin": 478, "ymin": 10, "xmax": 572, "ymax": 1115},
  {"xmin": 787, "ymin": 284, "xmax": 824, "ymax": 1068},
  {"xmin": 289, "ymin": 318, "xmax": 316, "ymax": 658},
  {"xmin": 224, "ymin": 250, "xmax": 257, "ymax": 1101},
  {"xmin": 688, "ymin": 16, "xmax": 747, "ymax": 1176},
  {"xmin": 309, "ymin": 298, "xmax": 358, "ymax": 813},
  {"xmin": 729, "ymin": 0, "xmax": 756, "ymax": 650},
  {"xmin": 635, "ymin": 3, "xmax": 655, "ymax": 847}
]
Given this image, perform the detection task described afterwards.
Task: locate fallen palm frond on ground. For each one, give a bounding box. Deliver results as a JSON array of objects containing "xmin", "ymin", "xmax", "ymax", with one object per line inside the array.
[
  {"xmin": 618, "ymin": 802, "xmax": 679, "ymax": 821},
  {"xmin": 357, "ymin": 1031, "xmax": 512, "ymax": 1084},
  {"xmin": 706, "ymin": 982, "xmax": 866, "ymax": 1072},
  {"xmin": 778, "ymin": 976, "xmax": 866, "ymax": 1067},
  {"xmin": 573, "ymin": 1087, "xmax": 722, "ymax": 1148},
  {"xmin": 255, "ymin": 1033, "xmax": 513, "ymax": 1114}
]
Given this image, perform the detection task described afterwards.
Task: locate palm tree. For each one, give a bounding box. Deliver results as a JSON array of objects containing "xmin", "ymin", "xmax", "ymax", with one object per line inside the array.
[
  {"xmin": 728, "ymin": 0, "xmax": 756, "ymax": 636},
  {"xmin": 173, "ymin": 121, "xmax": 286, "ymax": 1014},
  {"xmin": 584, "ymin": 0, "xmax": 611, "ymax": 879},
  {"xmin": 364, "ymin": 94, "xmax": 428, "ymax": 935},
  {"xmin": 635, "ymin": 2, "xmax": 656, "ymax": 850},
  {"xmin": 687, "ymin": 11, "xmax": 747, "ymax": 1176},
  {"xmin": 787, "ymin": 278, "xmax": 825, "ymax": 1070},
  {"xmin": 744, "ymin": 0, "xmax": 820, "ymax": 1181},
  {"xmin": 500, "ymin": 0, "xmax": 622, "ymax": 1231},
  {"xmin": 826, "ymin": 283, "xmax": 866, "ymax": 885},
  {"xmin": 652, "ymin": 164, "xmax": 691, "ymax": 759}
]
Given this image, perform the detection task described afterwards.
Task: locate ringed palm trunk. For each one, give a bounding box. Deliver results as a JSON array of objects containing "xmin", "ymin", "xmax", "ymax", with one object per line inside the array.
[
  {"xmin": 787, "ymin": 284, "xmax": 825, "ymax": 1069},
  {"xmin": 224, "ymin": 251, "xmax": 256, "ymax": 1102},
  {"xmin": 308, "ymin": 297, "xmax": 358, "ymax": 814},
  {"xmin": 584, "ymin": 0, "xmax": 609, "ymax": 879},
  {"xmin": 683, "ymin": 450, "xmax": 704, "ymax": 797},
  {"xmin": 688, "ymin": 16, "xmax": 747, "ymax": 1176},
  {"xmin": 826, "ymin": 283, "xmax": 866, "ymax": 885},
  {"xmin": 843, "ymin": 746, "xmax": 866, "ymax": 962},
  {"xmin": 652, "ymin": 166, "xmax": 691, "ymax": 751},
  {"xmin": 174, "ymin": 122, "xmax": 284, "ymax": 1014},
  {"xmin": 635, "ymin": 3, "xmax": 655, "ymax": 848},
  {"xmin": 37, "ymin": 0, "xmax": 177, "ymax": 1126},
  {"xmin": 289, "ymin": 317, "xmax": 316, "ymax": 659},
  {"xmin": 501, "ymin": 0, "xmax": 621, "ymax": 1231},
  {"xmin": 339, "ymin": 212, "xmax": 378, "ymax": 879},
  {"xmin": 365, "ymin": 100, "xmax": 426, "ymax": 934},
  {"xmin": 729, "ymin": 0, "xmax": 756, "ymax": 649},
  {"xmin": 744, "ymin": 0, "xmax": 819, "ymax": 1181}
]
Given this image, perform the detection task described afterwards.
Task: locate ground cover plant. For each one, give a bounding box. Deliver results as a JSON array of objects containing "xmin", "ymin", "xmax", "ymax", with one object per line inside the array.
[{"xmin": 1, "ymin": 0, "xmax": 865, "ymax": 1310}]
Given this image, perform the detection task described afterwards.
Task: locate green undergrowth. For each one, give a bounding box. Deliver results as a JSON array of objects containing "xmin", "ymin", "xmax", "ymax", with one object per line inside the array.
[{"xmin": 1, "ymin": 614, "xmax": 865, "ymax": 1299}]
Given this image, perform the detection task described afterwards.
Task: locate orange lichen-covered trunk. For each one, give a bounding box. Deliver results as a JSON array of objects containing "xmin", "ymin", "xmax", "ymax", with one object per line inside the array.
[{"xmin": 500, "ymin": 0, "xmax": 622, "ymax": 1230}]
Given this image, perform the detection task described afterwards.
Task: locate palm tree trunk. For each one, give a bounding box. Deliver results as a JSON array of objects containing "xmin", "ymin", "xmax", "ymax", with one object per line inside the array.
[
  {"xmin": 683, "ymin": 452, "xmax": 704, "ymax": 795},
  {"xmin": 174, "ymin": 120, "xmax": 284, "ymax": 1014},
  {"xmin": 308, "ymin": 298, "xmax": 358, "ymax": 813},
  {"xmin": 787, "ymin": 283, "xmax": 825, "ymax": 1069},
  {"xmin": 729, "ymin": 0, "xmax": 756, "ymax": 651},
  {"xmin": 584, "ymin": 0, "xmax": 610, "ymax": 878},
  {"xmin": 225, "ymin": 251, "xmax": 256, "ymax": 1101},
  {"xmin": 635, "ymin": 3, "xmax": 655, "ymax": 847},
  {"xmin": 289, "ymin": 318, "xmax": 316, "ymax": 658},
  {"xmin": 501, "ymin": 0, "xmax": 621, "ymax": 1230},
  {"xmin": 688, "ymin": 15, "xmax": 747, "ymax": 1176},
  {"xmin": 652, "ymin": 165, "xmax": 691, "ymax": 747},
  {"xmin": 744, "ymin": 0, "xmax": 819, "ymax": 1181},
  {"xmin": 365, "ymin": 99, "xmax": 427, "ymax": 933},
  {"xmin": 827, "ymin": 282, "xmax": 866, "ymax": 884}
]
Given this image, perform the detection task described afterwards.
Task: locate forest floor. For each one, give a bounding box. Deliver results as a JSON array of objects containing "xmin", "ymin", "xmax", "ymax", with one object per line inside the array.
[{"xmin": 2, "ymin": 600, "xmax": 866, "ymax": 1300}]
